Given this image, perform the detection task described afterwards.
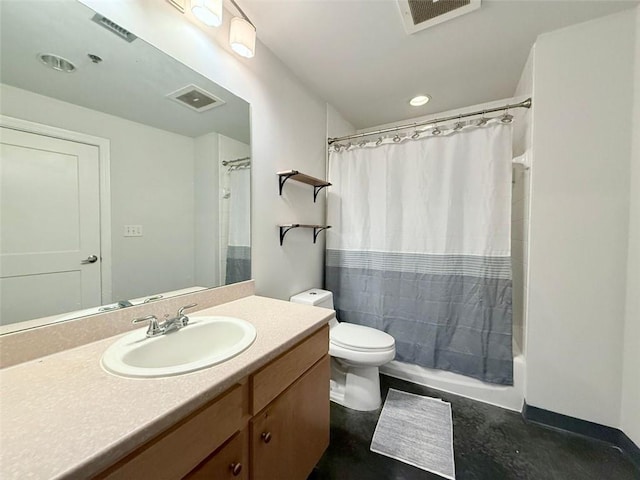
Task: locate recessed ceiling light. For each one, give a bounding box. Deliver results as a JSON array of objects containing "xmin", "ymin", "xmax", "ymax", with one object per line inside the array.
[
  {"xmin": 409, "ymin": 95, "xmax": 430, "ymax": 107},
  {"xmin": 38, "ymin": 53, "xmax": 76, "ymax": 73}
]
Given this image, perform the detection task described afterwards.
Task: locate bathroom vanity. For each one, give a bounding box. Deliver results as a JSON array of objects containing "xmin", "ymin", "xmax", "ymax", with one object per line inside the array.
[
  {"xmin": 100, "ymin": 327, "xmax": 329, "ymax": 479},
  {"xmin": 0, "ymin": 289, "xmax": 333, "ymax": 479}
]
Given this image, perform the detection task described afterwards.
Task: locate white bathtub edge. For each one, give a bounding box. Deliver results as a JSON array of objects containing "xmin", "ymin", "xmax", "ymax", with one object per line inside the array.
[{"xmin": 380, "ymin": 356, "xmax": 525, "ymax": 412}]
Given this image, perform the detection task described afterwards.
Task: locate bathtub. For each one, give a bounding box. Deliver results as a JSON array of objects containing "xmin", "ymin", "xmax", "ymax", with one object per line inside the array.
[{"xmin": 380, "ymin": 343, "xmax": 525, "ymax": 412}]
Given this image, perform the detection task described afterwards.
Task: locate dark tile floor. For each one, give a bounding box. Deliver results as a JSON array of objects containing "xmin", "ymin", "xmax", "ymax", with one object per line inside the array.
[{"xmin": 309, "ymin": 375, "xmax": 640, "ymax": 480}]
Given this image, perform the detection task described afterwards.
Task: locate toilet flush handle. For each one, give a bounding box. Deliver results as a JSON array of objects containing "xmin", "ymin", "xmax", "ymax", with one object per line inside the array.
[{"xmin": 261, "ymin": 432, "xmax": 272, "ymax": 443}]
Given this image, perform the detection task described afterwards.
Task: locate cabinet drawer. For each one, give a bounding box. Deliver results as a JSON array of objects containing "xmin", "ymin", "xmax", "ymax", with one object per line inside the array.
[
  {"xmin": 99, "ymin": 384, "xmax": 244, "ymax": 480},
  {"xmin": 185, "ymin": 429, "xmax": 248, "ymax": 480},
  {"xmin": 251, "ymin": 325, "xmax": 328, "ymax": 414}
]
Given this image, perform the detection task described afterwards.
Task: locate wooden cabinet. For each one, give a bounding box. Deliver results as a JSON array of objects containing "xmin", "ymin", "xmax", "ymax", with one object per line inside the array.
[
  {"xmin": 97, "ymin": 325, "xmax": 329, "ymax": 480},
  {"xmin": 98, "ymin": 385, "xmax": 245, "ymax": 480},
  {"xmin": 186, "ymin": 430, "xmax": 248, "ymax": 480},
  {"xmin": 250, "ymin": 356, "xmax": 330, "ymax": 480}
]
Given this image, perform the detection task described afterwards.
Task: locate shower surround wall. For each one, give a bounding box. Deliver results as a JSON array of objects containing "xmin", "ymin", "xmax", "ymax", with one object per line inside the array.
[
  {"xmin": 511, "ymin": 48, "xmax": 534, "ymax": 357},
  {"xmin": 511, "ymin": 164, "xmax": 529, "ymax": 355}
]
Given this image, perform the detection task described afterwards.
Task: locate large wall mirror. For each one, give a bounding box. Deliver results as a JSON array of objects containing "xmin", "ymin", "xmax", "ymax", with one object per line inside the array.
[{"xmin": 0, "ymin": 1, "xmax": 251, "ymax": 333}]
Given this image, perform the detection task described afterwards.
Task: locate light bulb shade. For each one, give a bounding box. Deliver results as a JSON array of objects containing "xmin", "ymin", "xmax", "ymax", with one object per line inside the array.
[
  {"xmin": 191, "ymin": 0, "xmax": 222, "ymax": 27},
  {"xmin": 230, "ymin": 17, "xmax": 256, "ymax": 58}
]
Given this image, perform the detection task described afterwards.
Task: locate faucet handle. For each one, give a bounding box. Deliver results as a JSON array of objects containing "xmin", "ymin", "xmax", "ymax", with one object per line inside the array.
[
  {"xmin": 177, "ymin": 303, "xmax": 198, "ymax": 327},
  {"xmin": 132, "ymin": 315, "xmax": 162, "ymax": 337},
  {"xmin": 177, "ymin": 303, "xmax": 198, "ymax": 317}
]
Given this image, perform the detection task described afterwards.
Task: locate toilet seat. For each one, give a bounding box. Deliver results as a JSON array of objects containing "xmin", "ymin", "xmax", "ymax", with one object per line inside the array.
[
  {"xmin": 330, "ymin": 322, "xmax": 395, "ymax": 352},
  {"xmin": 329, "ymin": 323, "xmax": 395, "ymax": 366}
]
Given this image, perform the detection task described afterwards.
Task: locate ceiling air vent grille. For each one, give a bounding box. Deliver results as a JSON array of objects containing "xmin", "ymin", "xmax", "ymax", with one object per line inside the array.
[
  {"xmin": 91, "ymin": 14, "xmax": 137, "ymax": 43},
  {"xmin": 397, "ymin": 0, "xmax": 481, "ymax": 35},
  {"xmin": 167, "ymin": 85, "xmax": 226, "ymax": 113}
]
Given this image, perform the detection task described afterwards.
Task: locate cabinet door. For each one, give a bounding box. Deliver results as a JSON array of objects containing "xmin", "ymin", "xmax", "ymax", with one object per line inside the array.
[
  {"xmin": 185, "ymin": 430, "xmax": 248, "ymax": 480},
  {"xmin": 250, "ymin": 356, "xmax": 330, "ymax": 480}
]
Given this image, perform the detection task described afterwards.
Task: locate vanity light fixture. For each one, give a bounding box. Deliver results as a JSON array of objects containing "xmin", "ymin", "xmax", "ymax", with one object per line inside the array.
[
  {"xmin": 409, "ymin": 95, "xmax": 430, "ymax": 107},
  {"xmin": 229, "ymin": 0, "xmax": 256, "ymax": 58},
  {"xmin": 191, "ymin": 0, "xmax": 223, "ymax": 27},
  {"xmin": 229, "ymin": 16, "xmax": 256, "ymax": 58},
  {"xmin": 187, "ymin": 0, "xmax": 256, "ymax": 58}
]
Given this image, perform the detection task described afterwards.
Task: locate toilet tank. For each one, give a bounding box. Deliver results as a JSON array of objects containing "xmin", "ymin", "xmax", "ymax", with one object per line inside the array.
[{"xmin": 290, "ymin": 288, "xmax": 334, "ymax": 309}]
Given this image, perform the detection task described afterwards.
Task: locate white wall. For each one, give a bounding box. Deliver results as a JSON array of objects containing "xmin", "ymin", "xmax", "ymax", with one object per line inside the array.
[
  {"xmin": 79, "ymin": 0, "xmax": 330, "ymax": 301},
  {"xmin": 0, "ymin": 84, "xmax": 196, "ymax": 301},
  {"xmin": 525, "ymin": 9, "xmax": 636, "ymax": 428},
  {"xmin": 327, "ymin": 104, "xmax": 356, "ymax": 140},
  {"xmin": 194, "ymin": 132, "xmax": 220, "ymax": 287},
  {"xmin": 620, "ymin": 6, "xmax": 640, "ymax": 447}
]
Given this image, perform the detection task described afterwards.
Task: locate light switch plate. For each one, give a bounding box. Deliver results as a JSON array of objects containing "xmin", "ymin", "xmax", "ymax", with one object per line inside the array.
[{"xmin": 124, "ymin": 225, "xmax": 143, "ymax": 237}]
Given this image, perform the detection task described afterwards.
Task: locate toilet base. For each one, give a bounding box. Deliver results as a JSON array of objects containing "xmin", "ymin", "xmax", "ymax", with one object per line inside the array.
[{"xmin": 330, "ymin": 358, "xmax": 382, "ymax": 411}]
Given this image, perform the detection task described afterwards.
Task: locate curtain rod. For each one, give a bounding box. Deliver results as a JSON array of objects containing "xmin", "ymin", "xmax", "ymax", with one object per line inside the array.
[
  {"xmin": 328, "ymin": 97, "xmax": 532, "ymax": 145},
  {"xmin": 222, "ymin": 156, "xmax": 251, "ymax": 166}
]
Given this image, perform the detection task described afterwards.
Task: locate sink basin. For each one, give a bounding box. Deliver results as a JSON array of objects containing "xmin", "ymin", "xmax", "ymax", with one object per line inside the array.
[{"xmin": 101, "ymin": 316, "xmax": 256, "ymax": 378}]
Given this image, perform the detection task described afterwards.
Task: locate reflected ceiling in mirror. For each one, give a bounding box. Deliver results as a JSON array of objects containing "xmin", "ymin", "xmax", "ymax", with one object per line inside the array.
[{"xmin": 0, "ymin": 0, "xmax": 251, "ymax": 334}]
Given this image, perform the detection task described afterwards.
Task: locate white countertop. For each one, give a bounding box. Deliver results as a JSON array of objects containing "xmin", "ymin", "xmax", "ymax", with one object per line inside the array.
[{"xmin": 0, "ymin": 295, "xmax": 333, "ymax": 479}]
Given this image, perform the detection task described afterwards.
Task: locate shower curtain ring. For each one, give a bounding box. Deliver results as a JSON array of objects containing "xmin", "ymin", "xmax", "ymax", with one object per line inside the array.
[
  {"xmin": 501, "ymin": 108, "xmax": 514, "ymax": 124},
  {"xmin": 477, "ymin": 111, "xmax": 488, "ymax": 126},
  {"xmin": 453, "ymin": 115, "xmax": 463, "ymax": 131}
]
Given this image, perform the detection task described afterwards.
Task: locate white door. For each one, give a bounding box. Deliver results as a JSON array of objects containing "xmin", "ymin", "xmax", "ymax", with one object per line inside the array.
[{"xmin": 0, "ymin": 127, "xmax": 102, "ymax": 326}]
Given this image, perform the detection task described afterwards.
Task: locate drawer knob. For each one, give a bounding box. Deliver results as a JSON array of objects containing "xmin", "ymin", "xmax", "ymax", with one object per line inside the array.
[
  {"xmin": 230, "ymin": 462, "xmax": 243, "ymax": 476},
  {"xmin": 261, "ymin": 431, "xmax": 272, "ymax": 444}
]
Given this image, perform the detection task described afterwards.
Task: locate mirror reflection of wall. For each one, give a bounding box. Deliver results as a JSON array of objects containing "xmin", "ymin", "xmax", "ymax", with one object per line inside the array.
[{"xmin": 0, "ymin": 0, "xmax": 251, "ymax": 332}]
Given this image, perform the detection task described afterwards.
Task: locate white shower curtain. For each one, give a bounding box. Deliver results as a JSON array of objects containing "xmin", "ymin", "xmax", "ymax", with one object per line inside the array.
[
  {"xmin": 326, "ymin": 122, "xmax": 514, "ymax": 384},
  {"xmin": 225, "ymin": 168, "xmax": 251, "ymax": 284}
]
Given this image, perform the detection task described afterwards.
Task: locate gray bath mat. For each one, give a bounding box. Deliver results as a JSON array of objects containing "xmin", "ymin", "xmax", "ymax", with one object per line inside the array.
[{"xmin": 370, "ymin": 389, "xmax": 455, "ymax": 479}]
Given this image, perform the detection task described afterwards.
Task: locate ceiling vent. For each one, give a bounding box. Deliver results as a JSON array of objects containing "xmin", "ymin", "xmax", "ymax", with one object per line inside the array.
[
  {"xmin": 397, "ymin": 0, "xmax": 481, "ymax": 35},
  {"xmin": 167, "ymin": 84, "xmax": 226, "ymax": 113},
  {"xmin": 91, "ymin": 14, "xmax": 137, "ymax": 42}
]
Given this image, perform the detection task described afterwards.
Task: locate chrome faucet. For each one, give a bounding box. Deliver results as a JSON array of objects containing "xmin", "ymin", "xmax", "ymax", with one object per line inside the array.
[
  {"xmin": 132, "ymin": 303, "xmax": 198, "ymax": 338},
  {"xmin": 162, "ymin": 303, "xmax": 198, "ymax": 333},
  {"xmin": 132, "ymin": 315, "xmax": 163, "ymax": 337}
]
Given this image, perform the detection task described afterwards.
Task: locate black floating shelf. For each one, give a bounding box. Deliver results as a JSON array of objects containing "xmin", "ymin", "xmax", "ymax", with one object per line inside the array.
[
  {"xmin": 278, "ymin": 224, "xmax": 332, "ymax": 246},
  {"xmin": 277, "ymin": 170, "xmax": 331, "ymax": 202}
]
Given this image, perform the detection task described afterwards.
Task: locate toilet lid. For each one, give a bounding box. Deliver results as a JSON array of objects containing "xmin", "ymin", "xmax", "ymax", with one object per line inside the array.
[{"xmin": 330, "ymin": 323, "xmax": 395, "ymax": 352}]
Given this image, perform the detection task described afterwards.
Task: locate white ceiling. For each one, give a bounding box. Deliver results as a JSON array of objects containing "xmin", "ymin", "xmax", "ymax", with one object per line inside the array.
[
  {"xmin": 244, "ymin": 0, "xmax": 638, "ymax": 129},
  {"xmin": 0, "ymin": 1, "xmax": 250, "ymax": 142}
]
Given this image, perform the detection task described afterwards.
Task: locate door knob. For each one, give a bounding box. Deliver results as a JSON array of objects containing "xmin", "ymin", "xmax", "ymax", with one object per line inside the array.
[{"xmin": 81, "ymin": 255, "xmax": 98, "ymax": 264}]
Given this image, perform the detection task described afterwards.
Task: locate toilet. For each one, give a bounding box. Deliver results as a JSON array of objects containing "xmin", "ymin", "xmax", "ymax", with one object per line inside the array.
[{"xmin": 290, "ymin": 288, "xmax": 395, "ymax": 411}]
